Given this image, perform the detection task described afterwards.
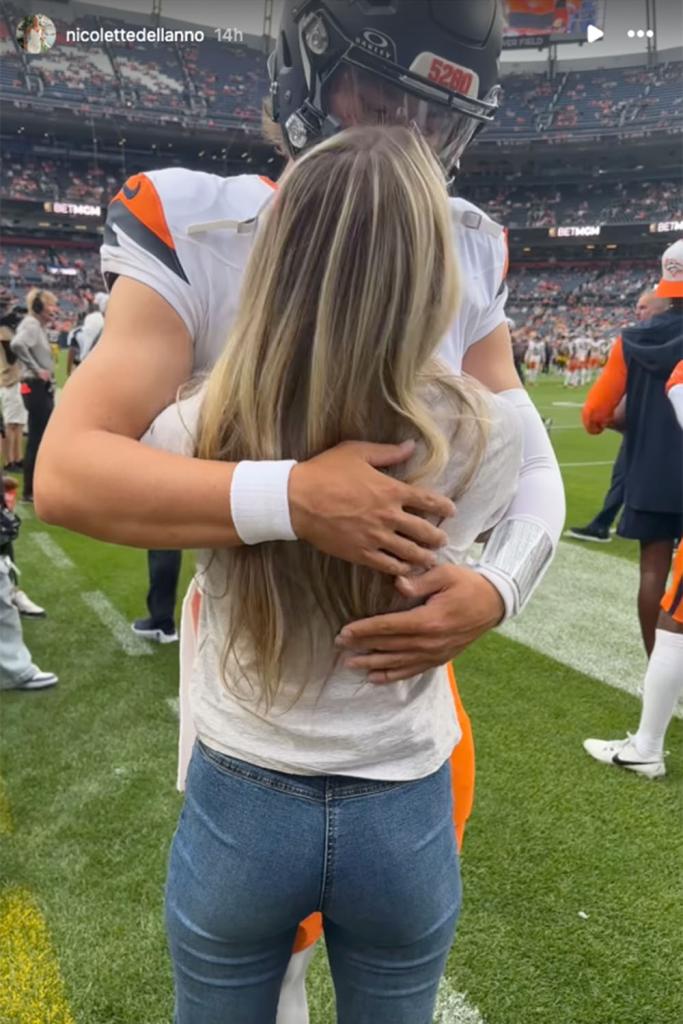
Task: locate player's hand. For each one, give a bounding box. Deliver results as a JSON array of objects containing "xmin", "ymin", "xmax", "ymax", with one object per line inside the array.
[
  {"xmin": 335, "ymin": 564, "xmax": 505, "ymax": 682},
  {"xmin": 38, "ymin": 370, "xmax": 52, "ymax": 382},
  {"xmin": 288, "ymin": 441, "xmax": 455, "ymax": 575}
]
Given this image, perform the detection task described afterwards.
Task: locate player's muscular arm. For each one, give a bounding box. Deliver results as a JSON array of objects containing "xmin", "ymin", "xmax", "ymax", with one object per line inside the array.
[
  {"xmin": 35, "ymin": 278, "xmax": 452, "ymax": 572},
  {"xmin": 461, "ymin": 320, "xmax": 522, "ymax": 391}
]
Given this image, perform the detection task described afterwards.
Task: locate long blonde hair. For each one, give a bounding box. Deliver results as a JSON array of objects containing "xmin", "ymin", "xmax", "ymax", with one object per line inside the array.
[{"xmin": 197, "ymin": 125, "xmax": 488, "ymax": 707}]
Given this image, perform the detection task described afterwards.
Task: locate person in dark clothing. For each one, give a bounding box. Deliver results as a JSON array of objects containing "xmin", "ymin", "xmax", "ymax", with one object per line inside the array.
[
  {"xmin": 132, "ymin": 549, "xmax": 181, "ymax": 644},
  {"xmin": 9, "ymin": 289, "xmax": 57, "ymax": 503},
  {"xmin": 570, "ymin": 290, "xmax": 670, "ymax": 543},
  {"xmin": 583, "ymin": 240, "xmax": 683, "ymax": 655}
]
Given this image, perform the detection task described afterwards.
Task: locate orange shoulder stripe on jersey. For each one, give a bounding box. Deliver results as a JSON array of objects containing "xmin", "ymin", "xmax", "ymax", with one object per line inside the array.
[
  {"xmin": 259, "ymin": 175, "xmax": 279, "ymax": 191},
  {"xmin": 582, "ymin": 336, "xmax": 627, "ymax": 435},
  {"xmin": 111, "ymin": 173, "xmax": 176, "ymax": 251},
  {"xmin": 666, "ymin": 360, "xmax": 683, "ymax": 393}
]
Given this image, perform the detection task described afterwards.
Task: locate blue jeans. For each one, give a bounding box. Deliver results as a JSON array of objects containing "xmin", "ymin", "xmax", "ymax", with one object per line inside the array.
[{"xmin": 165, "ymin": 741, "xmax": 461, "ymax": 1024}]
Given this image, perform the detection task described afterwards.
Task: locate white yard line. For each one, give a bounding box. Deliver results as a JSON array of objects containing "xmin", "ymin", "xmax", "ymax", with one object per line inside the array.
[
  {"xmin": 498, "ymin": 541, "xmax": 682, "ymax": 716},
  {"xmin": 435, "ymin": 980, "xmax": 486, "ymax": 1024},
  {"xmin": 559, "ymin": 460, "xmax": 614, "ymax": 468},
  {"xmin": 81, "ymin": 591, "xmax": 153, "ymax": 657},
  {"xmin": 166, "ymin": 697, "xmax": 179, "ymax": 718},
  {"xmin": 31, "ymin": 532, "xmax": 75, "ymax": 570}
]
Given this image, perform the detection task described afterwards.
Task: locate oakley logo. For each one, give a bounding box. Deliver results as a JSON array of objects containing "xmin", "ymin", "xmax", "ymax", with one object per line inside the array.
[{"xmin": 356, "ymin": 28, "xmax": 396, "ymax": 61}]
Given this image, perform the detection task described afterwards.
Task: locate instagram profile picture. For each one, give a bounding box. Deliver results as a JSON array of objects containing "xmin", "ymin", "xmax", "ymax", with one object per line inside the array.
[{"xmin": 16, "ymin": 14, "xmax": 56, "ymax": 53}]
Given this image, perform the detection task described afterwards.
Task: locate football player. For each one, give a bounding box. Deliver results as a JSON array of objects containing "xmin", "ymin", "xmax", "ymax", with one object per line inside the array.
[
  {"xmin": 524, "ymin": 334, "xmax": 545, "ymax": 385},
  {"xmin": 36, "ymin": 3, "xmax": 565, "ymax": 1020},
  {"xmin": 584, "ymin": 359, "xmax": 683, "ymax": 778}
]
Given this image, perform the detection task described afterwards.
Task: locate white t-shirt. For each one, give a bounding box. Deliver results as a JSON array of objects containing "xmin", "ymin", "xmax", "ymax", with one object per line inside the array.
[
  {"xmin": 104, "ymin": 167, "xmax": 513, "ymax": 780},
  {"xmin": 144, "ymin": 386, "xmax": 522, "ymax": 780}
]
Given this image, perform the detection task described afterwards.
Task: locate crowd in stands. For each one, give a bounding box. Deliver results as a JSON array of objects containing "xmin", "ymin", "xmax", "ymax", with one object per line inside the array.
[
  {"xmin": 3, "ymin": 150, "xmax": 676, "ymax": 234},
  {"xmin": 180, "ymin": 42, "xmax": 267, "ymax": 125},
  {"xmin": 0, "ymin": 244, "xmax": 99, "ymax": 328},
  {"xmin": 489, "ymin": 60, "xmax": 682, "ymax": 142},
  {"xmin": 1, "ymin": 1, "xmax": 268, "ymax": 127},
  {"xmin": 0, "ymin": 238, "xmax": 651, "ymax": 351},
  {"xmin": 0, "ymin": 0, "xmax": 680, "ymax": 141},
  {"xmin": 466, "ymin": 178, "xmax": 682, "ymax": 228},
  {"xmin": 507, "ymin": 264, "xmax": 651, "ymax": 352},
  {"xmin": 1, "ymin": 156, "xmax": 119, "ymax": 203}
]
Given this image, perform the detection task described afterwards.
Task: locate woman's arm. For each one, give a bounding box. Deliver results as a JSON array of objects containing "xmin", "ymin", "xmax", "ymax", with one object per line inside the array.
[{"xmin": 35, "ymin": 277, "xmax": 454, "ymax": 573}]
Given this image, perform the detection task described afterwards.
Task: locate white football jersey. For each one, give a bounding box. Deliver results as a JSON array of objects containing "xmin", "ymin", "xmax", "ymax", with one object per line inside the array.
[
  {"xmin": 100, "ymin": 169, "xmax": 508, "ymax": 376},
  {"xmin": 525, "ymin": 340, "xmax": 544, "ymax": 362},
  {"xmin": 572, "ymin": 337, "xmax": 591, "ymax": 360}
]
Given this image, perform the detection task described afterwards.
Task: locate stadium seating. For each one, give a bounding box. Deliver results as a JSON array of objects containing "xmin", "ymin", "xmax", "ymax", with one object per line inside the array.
[
  {"xmin": 487, "ymin": 60, "xmax": 683, "ymax": 143},
  {"xmin": 0, "ymin": 243, "xmax": 100, "ymax": 327},
  {"xmin": 0, "ymin": 1, "xmax": 679, "ymax": 142},
  {"xmin": 464, "ymin": 178, "xmax": 681, "ymax": 228},
  {"xmin": 506, "ymin": 264, "xmax": 651, "ymax": 347}
]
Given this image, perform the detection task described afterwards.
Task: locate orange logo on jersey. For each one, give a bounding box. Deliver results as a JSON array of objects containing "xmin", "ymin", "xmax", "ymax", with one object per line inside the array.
[{"xmin": 111, "ymin": 172, "xmax": 176, "ymax": 252}]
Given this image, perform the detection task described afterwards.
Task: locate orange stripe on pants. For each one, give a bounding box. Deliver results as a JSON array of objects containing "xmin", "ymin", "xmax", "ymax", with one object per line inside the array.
[{"xmin": 291, "ymin": 662, "xmax": 475, "ymax": 953}]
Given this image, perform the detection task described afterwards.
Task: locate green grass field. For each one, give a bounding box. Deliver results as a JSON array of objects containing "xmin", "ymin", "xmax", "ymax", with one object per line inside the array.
[{"xmin": 1, "ymin": 373, "xmax": 681, "ymax": 1024}]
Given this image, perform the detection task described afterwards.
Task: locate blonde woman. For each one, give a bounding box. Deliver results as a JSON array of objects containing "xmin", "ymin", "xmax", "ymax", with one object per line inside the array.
[
  {"xmin": 10, "ymin": 289, "xmax": 57, "ymax": 502},
  {"xmin": 144, "ymin": 126, "xmax": 522, "ymax": 1024}
]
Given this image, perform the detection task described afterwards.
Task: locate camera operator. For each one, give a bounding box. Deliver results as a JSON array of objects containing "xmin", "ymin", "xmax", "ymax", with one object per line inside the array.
[
  {"xmin": 0, "ymin": 288, "xmax": 28, "ymax": 472},
  {"xmin": 10, "ymin": 289, "xmax": 58, "ymax": 503}
]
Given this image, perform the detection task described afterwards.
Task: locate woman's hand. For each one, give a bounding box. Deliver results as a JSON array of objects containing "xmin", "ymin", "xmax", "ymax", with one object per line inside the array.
[
  {"xmin": 289, "ymin": 441, "xmax": 455, "ymax": 574},
  {"xmin": 335, "ymin": 564, "xmax": 505, "ymax": 680}
]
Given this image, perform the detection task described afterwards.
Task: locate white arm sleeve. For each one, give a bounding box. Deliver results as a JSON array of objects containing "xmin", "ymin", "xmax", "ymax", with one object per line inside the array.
[
  {"xmin": 474, "ymin": 388, "xmax": 566, "ymax": 619},
  {"xmin": 668, "ymin": 384, "xmax": 683, "ymax": 431}
]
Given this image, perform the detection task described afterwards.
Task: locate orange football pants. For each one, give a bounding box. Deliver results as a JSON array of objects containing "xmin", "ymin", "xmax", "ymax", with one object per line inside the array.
[
  {"xmin": 661, "ymin": 544, "xmax": 683, "ymax": 625},
  {"xmin": 291, "ymin": 662, "xmax": 474, "ymax": 952}
]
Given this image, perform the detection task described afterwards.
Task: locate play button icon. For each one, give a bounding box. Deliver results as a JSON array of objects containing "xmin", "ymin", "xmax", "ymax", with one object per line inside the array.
[{"xmin": 587, "ymin": 24, "xmax": 604, "ymax": 43}]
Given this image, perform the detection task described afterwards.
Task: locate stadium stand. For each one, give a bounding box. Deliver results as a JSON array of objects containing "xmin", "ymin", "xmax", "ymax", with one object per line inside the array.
[
  {"xmin": 0, "ymin": 4, "xmax": 679, "ymax": 345},
  {"xmin": 465, "ymin": 178, "xmax": 682, "ymax": 228},
  {"xmin": 0, "ymin": 1, "xmax": 680, "ymax": 141},
  {"xmin": 487, "ymin": 60, "xmax": 683, "ymax": 143}
]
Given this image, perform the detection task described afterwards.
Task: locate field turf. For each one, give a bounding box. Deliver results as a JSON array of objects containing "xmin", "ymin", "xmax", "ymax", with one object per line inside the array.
[{"xmin": 1, "ymin": 373, "xmax": 681, "ymax": 1024}]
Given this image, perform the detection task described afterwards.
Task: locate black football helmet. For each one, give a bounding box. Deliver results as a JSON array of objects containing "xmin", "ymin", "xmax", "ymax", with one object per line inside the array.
[{"xmin": 268, "ymin": 0, "xmax": 504, "ymax": 175}]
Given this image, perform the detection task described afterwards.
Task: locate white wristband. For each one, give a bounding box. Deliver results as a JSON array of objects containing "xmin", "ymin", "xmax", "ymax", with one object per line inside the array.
[{"xmin": 230, "ymin": 460, "xmax": 298, "ymax": 545}]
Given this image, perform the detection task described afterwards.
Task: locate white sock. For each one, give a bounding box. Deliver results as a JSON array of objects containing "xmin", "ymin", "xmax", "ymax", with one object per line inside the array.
[
  {"xmin": 633, "ymin": 630, "xmax": 683, "ymax": 759},
  {"xmin": 276, "ymin": 941, "xmax": 319, "ymax": 1024}
]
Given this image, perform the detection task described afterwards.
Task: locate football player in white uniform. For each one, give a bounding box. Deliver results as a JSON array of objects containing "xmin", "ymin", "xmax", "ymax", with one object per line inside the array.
[
  {"xmin": 36, "ymin": 2, "xmax": 565, "ymax": 1021},
  {"xmin": 524, "ymin": 335, "xmax": 545, "ymax": 385}
]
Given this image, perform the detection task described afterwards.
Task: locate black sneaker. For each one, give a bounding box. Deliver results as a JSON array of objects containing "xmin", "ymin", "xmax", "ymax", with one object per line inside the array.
[
  {"xmin": 568, "ymin": 525, "xmax": 611, "ymax": 543},
  {"xmin": 131, "ymin": 618, "xmax": 178, "ymax": 644}
]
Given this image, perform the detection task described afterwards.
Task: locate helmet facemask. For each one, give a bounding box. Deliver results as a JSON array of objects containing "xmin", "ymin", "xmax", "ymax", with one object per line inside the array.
[{"xmin": 270, "ymin": 8, "xmax": 501, "ymax": 178}]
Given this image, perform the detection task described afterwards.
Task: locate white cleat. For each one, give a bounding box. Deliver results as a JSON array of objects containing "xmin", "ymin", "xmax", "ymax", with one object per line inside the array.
[
  {"xmin": 13, "ymin": 667, "xmax": 58, "ymax": 691},
  {"xmin": 12, "ymin": 588, "xmax": 46, "ymax": 617},
  {"xmin": 583, "ymin": 735, "xmax": 665, "ymax": 779}
]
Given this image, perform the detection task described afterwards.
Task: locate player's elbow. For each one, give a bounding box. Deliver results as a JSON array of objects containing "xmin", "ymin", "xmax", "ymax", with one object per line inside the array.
[
  {"xmin": 34, "ymin": 439, "xmax": 80, "ymax": 527},
  {"xmin": 33, "ymin": 456, "xmax": 67, "ymax": 526}
]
